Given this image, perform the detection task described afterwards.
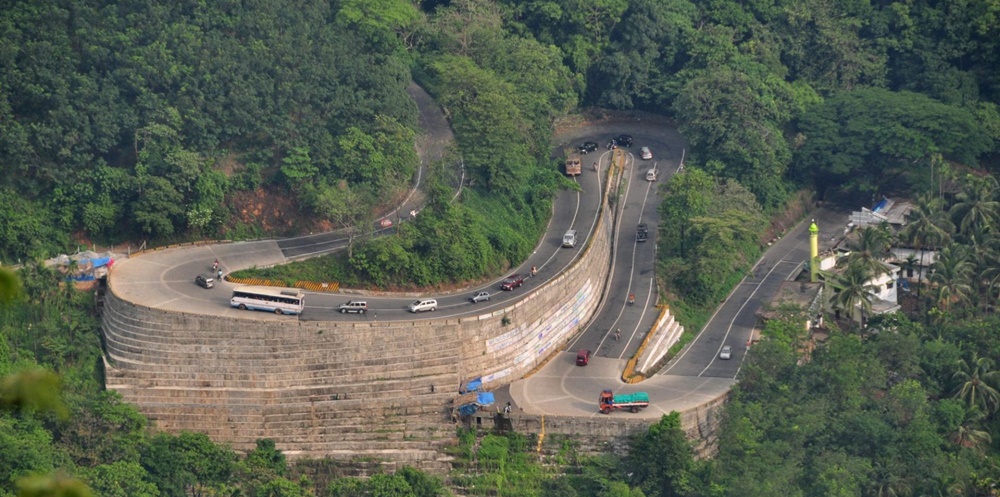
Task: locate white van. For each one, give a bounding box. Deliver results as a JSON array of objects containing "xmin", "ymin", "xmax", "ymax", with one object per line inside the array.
[
  {"xmin": 646, "ymin": 169, "xmax": 657, "ymax": 181},
  {"xmin": 562, "ymin": 230, "xmax": 578, "ymax": 248},
  {"xmin": 408, "ymin": 299, "xmax": 438, "ymax": 313}
]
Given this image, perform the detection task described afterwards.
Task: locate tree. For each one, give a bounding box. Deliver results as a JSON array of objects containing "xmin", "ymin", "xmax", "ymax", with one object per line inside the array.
[
  {"xmin": 674, "ymin": 59, "xmax": 795, "ymax": 207},
  {"xmin": 928, "ymin": 245, "xmax": 974, "ymax": 313},
  {"xmin": 140, "ymin": 432, "xmax": 236, "ymax": 497},
  {"xmin": 840, "ymin": 225, "xmax": 893, "ymax": 279},
  {"xmin": 902, "ymin": 194, "xmax": 953, "ymax": 312},
  {"xmin": 951, "ymin": 353, "xmax": 1000, "ymax": 414},
  {"xmin": 589, "ymin": 0, "xmax": 697, "ymax": 110},
  {"xmin": 335, "ymin": 0, "xmax": 421, "ymax": 51},
  {"xmin": 79, "ymin": 462, "xmax": 159, "ymax": 497},
  {"xmin": 794, "ymin": 89, "xmax": 993, "ymax": 198},
  {"xmin": 827, "ymin": 261, "xmax": 878, "ymax": 327},
  {"xmin": 950, "ymin": 174, "xmax": 1000, "ymax": 239},
  {"xmin": 626, "ymin": 412, "xmax": 695, "ymax": 497}
]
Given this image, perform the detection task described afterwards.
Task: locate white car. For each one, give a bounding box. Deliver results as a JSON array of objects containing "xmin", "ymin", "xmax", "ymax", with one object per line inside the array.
[
  {"xmin": 408, "ymin": 299, "xmax": 438, "ymax": 313},
  {"xmin": 640, "ymin": 146, "xmax": 653, "ymax": 160},
  {"xmin": 719, "ymin": 345, "xmax": 732, "ymax": 360}
]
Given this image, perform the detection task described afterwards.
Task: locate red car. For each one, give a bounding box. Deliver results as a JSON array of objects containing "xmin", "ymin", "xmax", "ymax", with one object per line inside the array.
[
  {"xmin": 576, "ymin": 349, "xmax": 591, "ymax": 366},
  {"xmin": 500, "ymin": 274, "xmax": 524, "ymax": 291}
]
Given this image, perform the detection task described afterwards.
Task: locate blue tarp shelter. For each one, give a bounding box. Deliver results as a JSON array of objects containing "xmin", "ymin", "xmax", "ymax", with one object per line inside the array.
[{"xmin": 461, "ymin": 377, "xmax": 482, "ymax": 394}]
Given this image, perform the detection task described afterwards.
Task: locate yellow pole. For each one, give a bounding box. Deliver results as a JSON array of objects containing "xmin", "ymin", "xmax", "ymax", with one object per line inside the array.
[{"xmin": 809, "ymin": 220, "xmax": 819, "ymax": 282}]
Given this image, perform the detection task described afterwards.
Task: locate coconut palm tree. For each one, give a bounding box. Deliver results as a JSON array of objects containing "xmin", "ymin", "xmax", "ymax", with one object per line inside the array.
[
  {"xmin": 840, "ymin": 224, "xmax": 893, "ymax": 278},
  {"xmin": 950, "ymin": 407, "xmax": 992, "ymax": 450},
  {"xmin": 965, "ymin": 231, "xmax": 1000, "ymax": 311},
  {"xmin": 903, "ymin": 194, "xmax": 953, "ymax": 314},
  {"xmin": 950, "ymin": 174, "xmax": 1000, "ymax": 239},
  {"xmin": 928, "ymin": 245, "xmax": 974, "ymax": 313},
  {"xmin": 827, "ymin": 262, "xmax": 878, "ymax": 328},
  {"xmin": 951, "ymin": 353, "xmax": 1000, "ymax": 414}
]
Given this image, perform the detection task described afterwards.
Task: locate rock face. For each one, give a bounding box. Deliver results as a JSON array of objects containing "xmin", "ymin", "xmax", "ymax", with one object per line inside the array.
[{"xmin": 101, "ymin": 183, "xmax": 615, "ymax": 471}]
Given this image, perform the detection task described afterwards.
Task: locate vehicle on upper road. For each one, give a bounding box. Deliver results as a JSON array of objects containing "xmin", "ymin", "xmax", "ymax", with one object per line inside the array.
[
  {"xmin": 564, "ymin": 154, "xmax": 582, "ymax": 176},
  {"xmin": 636, "ymin": 223, "xmax": 648, "ymax": 242},
  {"xmin": 640, "ymin": 146, "xmax": 653, "ymax": 160},
  {"xmin": 232, "ymin": 286, "xmax": 305, "ymax": 315},
  {"xmin": 562, "ymin": 229, "xmax": 577, "ymax": 248},
  {"xmin": 598, "ymin": 389, "xmax": 649, "ymax": 414},
  {"xmin": 408, "ymin": 299, "xmax": 438, "ymax": 313},
  {"xmin": 576, "ymin": 349, "xmax": 591, "ymax": 366},
  {"xmin": 578, "ymin": 141, "xmax": 598, "ymax": 154},
  {"xmin": 469, "ymin": 291, "xmax": 491, "ymax": 303},
  {"xmin": 500, "ymin": 274, "xmax": 524, "ymax": 291},
  {"xmin": 338, "ymin": 300, "xmax": 368, "ymax": 314},
  {"xmin": 719, "ymin": 345, "xmax": 732, "ymax": 360},
  {"xmin": 195, "ymin": 274, "xmax": 215, "ymax": 289},
  {"xmin": 646, "ymin": 169, "xmax": 657, "ymax": 181},
  {"xmin": 614, "ymin": 134, "xmax": 633, "ymax": 147}
]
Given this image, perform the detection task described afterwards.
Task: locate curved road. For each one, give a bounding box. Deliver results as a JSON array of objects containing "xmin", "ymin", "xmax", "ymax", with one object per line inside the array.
[{"xmin": 109, "ymin": 95, "xmax": 833, "ymax": 421}]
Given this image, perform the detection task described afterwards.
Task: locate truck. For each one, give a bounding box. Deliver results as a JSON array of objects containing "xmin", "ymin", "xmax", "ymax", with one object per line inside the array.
[
  {"xmin": 565, "ymin": 154, "xmax": 582, "ymax": 176},
  {"xmin": 598, "ymin": 389, "xmax": 649, "ymax": 414},
  {"xmin": 636, "ymin": 223, "xmax": 648, "ymax": 242}
]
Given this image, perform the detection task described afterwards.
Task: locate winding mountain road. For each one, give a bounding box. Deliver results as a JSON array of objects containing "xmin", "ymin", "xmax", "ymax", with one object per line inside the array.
[{"xmin": 108, "ymin": 89, "xmax": 831, "ymax": 421}]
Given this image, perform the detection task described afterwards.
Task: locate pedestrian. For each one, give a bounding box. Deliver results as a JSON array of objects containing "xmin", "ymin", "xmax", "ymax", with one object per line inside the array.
[
  {"xmin": 504, "ymin": 401, "xmax": 511, "ymax": 415},
  {"xmin": 430, "ymin": 384, "xmax": 435, "ymax": 393},
  {"xmin": 615, "ymin": 328, "xmax": 621, "ymax": 341}
]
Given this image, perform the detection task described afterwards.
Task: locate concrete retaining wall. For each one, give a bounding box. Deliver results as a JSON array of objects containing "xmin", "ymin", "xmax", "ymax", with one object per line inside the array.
[{"xmin": 102, "ymin": 175, "xmax": 616, "ymax": 470}]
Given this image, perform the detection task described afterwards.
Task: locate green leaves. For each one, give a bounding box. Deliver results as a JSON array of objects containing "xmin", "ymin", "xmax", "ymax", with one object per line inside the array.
[{"xmin": 794, "ymin": 88, "xmax": 993, "ymax": 198}]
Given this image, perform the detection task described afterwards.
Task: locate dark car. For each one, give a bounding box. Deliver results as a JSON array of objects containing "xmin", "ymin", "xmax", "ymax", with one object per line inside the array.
[
  {"xmin": 500, "ymin": 274, "xmax": 524, "ymax": 291},
  {"xmin": 576, "ymin": 349, "xmax": 591, "ymax": 366},
  {"xmin": 614, "ymin": 134, "xmax": 633, "ymax": 147},
  {"xmin": 636, "ymin": 223, "xmax": 648, "ymax": 242},
  {"xmin": 195, "ymin": 274, "xmax": 215, "ymax": 289},
  {"xmin": 578, "ymin": 141, "xmax": 599, "ymax": 154}
]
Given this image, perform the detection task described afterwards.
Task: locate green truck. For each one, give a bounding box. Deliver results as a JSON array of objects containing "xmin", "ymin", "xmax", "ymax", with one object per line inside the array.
[{"xmin": 598, "ymin": 389, "xmax": 650, "ymax": 414}]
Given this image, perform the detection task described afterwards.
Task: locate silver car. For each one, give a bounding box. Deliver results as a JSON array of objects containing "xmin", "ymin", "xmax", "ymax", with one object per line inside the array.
[
  {"xmin": 470, "ymin": 291, "xmax": 491, "ymax": 303},
  {"xmin": 640, "ymin": 146, "xmax": 653, "ymax": 160},
  {"xmin": 719, "ymin": 345, "xmax": 732, "ymax": 360}
]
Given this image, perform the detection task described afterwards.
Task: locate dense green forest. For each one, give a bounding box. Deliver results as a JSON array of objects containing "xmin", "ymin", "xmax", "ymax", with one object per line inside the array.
[
  {"xmin": 5, "ymin": 0, "xmax": 1000, "ymax": 495},
  {"xmin": 3, "ymin": 0, "xmax": 999, "ymax": 285}
]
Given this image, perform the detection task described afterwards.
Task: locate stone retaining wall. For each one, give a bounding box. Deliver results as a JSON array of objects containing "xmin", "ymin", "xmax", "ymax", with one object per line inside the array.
[{"xmin": 102, "ymin": 171, "xmax": 617, "ymax": 470}]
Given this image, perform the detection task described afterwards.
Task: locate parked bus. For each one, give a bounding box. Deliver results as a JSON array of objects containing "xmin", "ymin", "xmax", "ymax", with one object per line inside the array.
[{"xmin": 230, "ymin": 286, "xmax": 305, "ymax": 315}]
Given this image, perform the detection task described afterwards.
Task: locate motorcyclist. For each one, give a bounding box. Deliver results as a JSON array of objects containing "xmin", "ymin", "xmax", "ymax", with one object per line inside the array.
[{"xmin": 628, "ymin": 293, "xmax": 635, "ymax": 305}]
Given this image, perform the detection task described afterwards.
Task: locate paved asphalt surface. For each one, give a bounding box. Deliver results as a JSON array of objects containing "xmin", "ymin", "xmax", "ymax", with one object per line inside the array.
[{"xmin": 108, "ymin": 97, "xmax": 845, "ymax": 419}]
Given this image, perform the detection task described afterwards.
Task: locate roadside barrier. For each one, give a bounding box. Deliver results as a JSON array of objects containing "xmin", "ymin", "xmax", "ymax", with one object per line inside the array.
[{"xmin": 621, "ymin": 305, "xmax": 671, "ymax": 384}]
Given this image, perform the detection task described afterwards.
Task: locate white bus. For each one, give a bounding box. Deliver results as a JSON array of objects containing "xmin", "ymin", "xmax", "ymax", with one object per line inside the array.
[{"xmin": 230, "ymin": 286, "xmax": 305, "ymax": 315}]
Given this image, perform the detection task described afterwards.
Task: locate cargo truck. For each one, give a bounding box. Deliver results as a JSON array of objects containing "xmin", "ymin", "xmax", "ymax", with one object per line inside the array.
[
  {"xmin": 565, "ymin": 154, "xmax": 582, "ymax": 176},
  {"xmin": 598, "ymin": 389, "xmax": 650, "ymax": 414}
]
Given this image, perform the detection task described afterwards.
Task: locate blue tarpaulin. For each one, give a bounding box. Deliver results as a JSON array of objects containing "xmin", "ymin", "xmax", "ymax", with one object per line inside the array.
[
  {"xmin": 462, "ymin": 377, "xmax": 482, "ymax": 393},
  {"xmin": 455, "ymin": 390, "xmax": 496, "ymax": 416},
  {"xmin": 80, "ymin": 257, "xmax": 112, "ymax": 268}
]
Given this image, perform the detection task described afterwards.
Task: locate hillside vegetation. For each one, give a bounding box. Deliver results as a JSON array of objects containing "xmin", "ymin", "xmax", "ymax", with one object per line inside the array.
[{"xmin": 4, "ymin": 0, "xmax": 1000, "ymax": 495}]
